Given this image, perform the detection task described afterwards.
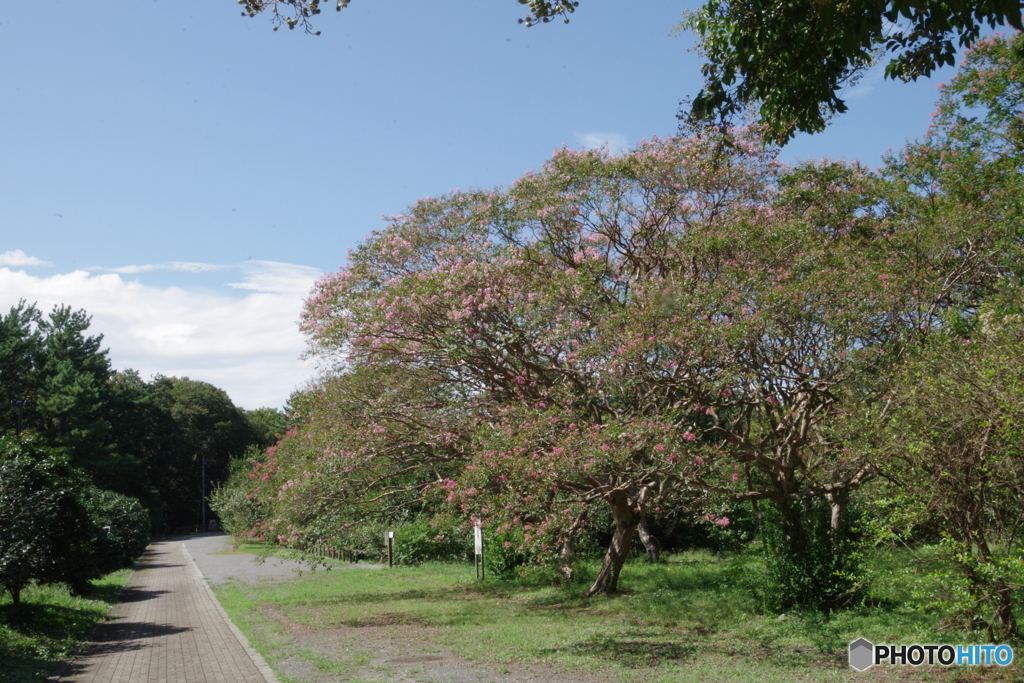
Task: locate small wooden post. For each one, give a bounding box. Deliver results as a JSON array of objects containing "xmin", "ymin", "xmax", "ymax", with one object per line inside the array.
[{"xmin": 386, "ymin": 531, "xmax": 394, "ymax": 568}]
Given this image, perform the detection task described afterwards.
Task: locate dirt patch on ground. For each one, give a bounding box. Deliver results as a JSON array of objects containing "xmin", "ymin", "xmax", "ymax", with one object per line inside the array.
[{"xmin": 259, "ymin": 607, "xmax": 612, "ymax": 683}]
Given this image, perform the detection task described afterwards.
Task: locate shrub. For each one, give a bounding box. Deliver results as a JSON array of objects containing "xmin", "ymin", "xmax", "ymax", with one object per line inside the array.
[
  {"xmin": 328, "ymin": 519, "xmax": 389, "ymax": 563},
  {"xmin": 703, "ymin": 501, "xmax": 760, "ymax": 553},
  {"xmin": 0, "ymin": 438, "xmax": 95, "ymax": 604},
  {"xmin": 483, "ymin": 527, "xmax": 539, "ymax": 579},
  {"xmin": 393, "ymin": 518, "xmax": 473, "ymax": 565},
  {"xmin": 757, "ymin": 498, "xmax": 863, "ymax": 613},
  {"xmin": 82, "ymin": 488, "xmax": 150, "ymax": 575},
  {"xmin": 208, "ymin": 447, "xmax": 270, "ymax": 537}
]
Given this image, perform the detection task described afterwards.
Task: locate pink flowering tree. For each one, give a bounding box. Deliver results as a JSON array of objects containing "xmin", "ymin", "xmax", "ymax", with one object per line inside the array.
[
  {"xmin": 296, "ymin": 116, "xmax": 1015, "ymax": 600},
  {"xmin": 239, "ymin": 363, "xmax": 478, "ymax": 553},
  {"xmin": 302, "ymin": 130, "xmax": 778, "ymax": 594}
]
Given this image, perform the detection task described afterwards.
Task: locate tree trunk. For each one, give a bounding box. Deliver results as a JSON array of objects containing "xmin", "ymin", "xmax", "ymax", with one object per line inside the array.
[
  {"xmin": 992, "ymin": 577, "xmax": 1020, "ymax": 642},
  {"xmin": 637, "ymin": 518, "xmax": 660, "ymax": 563},
  {"xmin": 585, "ymin": 490, "xmax": 642, "ymax": 596},
  {"xmin": 558, "ymin": 536, "xmax": 575, "ymax": 581},
  {"xmin": 776, "ymin": 498, "xmax": 809, "ymax": 559},
  {"xmin": 9, "ymin": 584, "xmax": 22, "ymax": 607},
  {"xmin": 969, "ymin": 531, "xmax": 1020, "ymax": 642},
  {"xmin": 558, "ymin": 511, "xmax": 587, "ymax": 581},
  {"xmin": 824, "ymin": 489, "xmax": 849, "ymax": 531}
]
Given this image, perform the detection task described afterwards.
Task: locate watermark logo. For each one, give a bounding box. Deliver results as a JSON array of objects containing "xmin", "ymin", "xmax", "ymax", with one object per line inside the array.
[
  {"xmin": 849, "ymin": 638, "xmax": 1014, "ymax": 670},
  {"xmin": 848, "ymin": 638, "xmax": 874, "ymax": 671}
]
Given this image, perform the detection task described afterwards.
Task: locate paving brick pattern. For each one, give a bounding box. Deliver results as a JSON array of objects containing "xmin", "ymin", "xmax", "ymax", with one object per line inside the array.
[{"xmin": 53, "ymin": 541, "xmax": 272, "ymax": 683}]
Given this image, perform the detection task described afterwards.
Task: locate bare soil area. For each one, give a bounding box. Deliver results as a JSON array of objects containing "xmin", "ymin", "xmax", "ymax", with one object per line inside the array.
[{"xmin": 264, "ymin": 603, "xmax": 610, "ymax": 683}]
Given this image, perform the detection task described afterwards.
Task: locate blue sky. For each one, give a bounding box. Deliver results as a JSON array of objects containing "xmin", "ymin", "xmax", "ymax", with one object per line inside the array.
[{"xmin": 1, "ymin": 0, "xmax": 959, "ymax": 409}]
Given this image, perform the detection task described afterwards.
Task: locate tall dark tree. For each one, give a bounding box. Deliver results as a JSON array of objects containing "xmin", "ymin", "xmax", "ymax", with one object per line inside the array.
[
  {"xmin": 94, "ymin": 373, "xmax": 266, "ymax": 532},
  {"xmin": 97, "ymin": 371, "xmax": 183, "ymax": 530},
  {"xmin": 0, "ymin": 302, "xmax": 42, "ymax": 435},
  {"xmin": 150, "ymin": 377, "xmax": 256, "ymax": 529},
  {"xmin": 32, "ymin": 306, "xmax": 112, "ymax": 463}
]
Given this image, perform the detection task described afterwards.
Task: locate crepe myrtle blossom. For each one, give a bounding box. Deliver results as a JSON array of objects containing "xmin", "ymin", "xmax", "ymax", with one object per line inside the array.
[{"xmin": 281, "ymin": 120, "xmax": 1017, "ymax": 594}]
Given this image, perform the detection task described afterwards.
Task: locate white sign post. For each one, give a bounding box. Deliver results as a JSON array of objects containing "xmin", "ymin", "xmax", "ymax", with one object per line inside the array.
[
  {"xmin": 386, "ymin": 531, "xmax": 394, "ymax": 568},
  {"xmin": 473, "ymin": 522, "xmax": 484, "ymax": 580}
]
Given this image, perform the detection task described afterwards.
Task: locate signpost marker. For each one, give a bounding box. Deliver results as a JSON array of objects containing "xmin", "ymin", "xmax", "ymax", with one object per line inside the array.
[{"xmin": 474, "ymin": 521, "xmax": 484, "ymax": 580}]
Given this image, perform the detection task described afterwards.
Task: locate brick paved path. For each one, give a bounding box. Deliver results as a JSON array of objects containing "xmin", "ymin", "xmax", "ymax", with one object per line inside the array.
[{"xmin": 52, "ymin": 541, "xmax": 276, "ymax": 683}]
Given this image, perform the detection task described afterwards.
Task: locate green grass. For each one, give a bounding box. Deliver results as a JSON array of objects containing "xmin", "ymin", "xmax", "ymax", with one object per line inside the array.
[
  {"xmin": 212, "ymin": 548, "xmax": 1022, "ymax": 682},
  {"xmin": 0, "ymin": 571, "xmax": 133, "ymax": 683}
]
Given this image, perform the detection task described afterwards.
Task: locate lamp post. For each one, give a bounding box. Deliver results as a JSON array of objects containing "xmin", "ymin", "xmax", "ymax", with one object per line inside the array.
[{"xmin": 200, "ymin": 451, "xmax": 207, "ymax": 532}]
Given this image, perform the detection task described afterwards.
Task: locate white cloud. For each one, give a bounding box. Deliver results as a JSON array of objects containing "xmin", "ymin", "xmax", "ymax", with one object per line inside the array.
[
  {"xmin": 844, "ymin": 61, "xmax": 887, "ymax": 102},
  {"xmin": 0, "ymin": 250, "xmax": 52, "ymax": 268},
  {"xmin": 99, "ymin": 260, "xmax": 319, "ymax": 296},
  {"xmin": 576, "ymin": 131, "xmax": 631, "ymax": 155},
  {"xmin": 0, "ymin": 262, "xmax": 327, "ymax": 410},
  {"xmin": 105, "ymin": 261, "xmax": 226, "ymax": 274},
  {"xmin": 228, "ymin": 261, "xmax": 324, "ymax": 295}
]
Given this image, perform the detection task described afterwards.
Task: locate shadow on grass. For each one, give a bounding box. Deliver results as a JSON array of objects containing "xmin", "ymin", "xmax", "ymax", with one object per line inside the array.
[
  {"xmin": 548, "ymin": 628, "xmax": 841, "ymax": 672},
  {"xmin": 1, "ymin": 602, "xmax": 122, "ymax": 683},
  {"xmin": 552, "ymin": 634, "xmax": 700, "ymax": 668},
  {"xmin": 278, "ymin": 585, "xmax": 476, "ymax": 607},
  {"xmin": 0, "ymin": 602, "xmax": 106, "ymax": 644},
  {"xmin": 333, "ymin": 612, "xmax": 437, "ymax": 628}
]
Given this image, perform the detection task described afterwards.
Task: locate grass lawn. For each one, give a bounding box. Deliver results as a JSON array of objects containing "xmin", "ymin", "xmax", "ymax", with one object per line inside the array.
[
  {"xmin": 0, "ymin": 570, "xmax": 133, "ymax": 683},
  {"xmin": 212, "ymin": 546, "xmax": 1022, "ymax": 683}
]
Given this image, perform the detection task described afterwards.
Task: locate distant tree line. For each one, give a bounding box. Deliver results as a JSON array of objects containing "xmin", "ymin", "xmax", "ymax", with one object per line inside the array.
[{"xmin": 0, "ymin": 302, "xmax": 286, "ymax": 603}]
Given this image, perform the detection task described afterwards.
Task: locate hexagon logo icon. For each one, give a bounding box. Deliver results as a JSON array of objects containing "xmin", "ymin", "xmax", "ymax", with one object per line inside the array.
[{"xmin": 849, "ymin": 638, "xmax": 874, "ymax": 671}]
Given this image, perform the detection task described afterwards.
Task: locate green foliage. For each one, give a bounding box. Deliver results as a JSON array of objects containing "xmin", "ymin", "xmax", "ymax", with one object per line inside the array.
[
  {"xmin": 336, "ymin": 519, "xmax": 388, "ymax": 562},
  {"xmin": 684, "ymin": 0, "xmax": 1024, "ymax": 143},
  {"xmin": 96, "ymin": 370, "xmax": 179, "ymax": 531},
  {"xmin": 757, "ymin": 498, "xmax": 862, "ymax": 613},
  {"xmin": 33, "ymin": 306, "xmax": 112, "ymax": 459},
  {"xmin": 700, "ymin": 501, "xmax": 759, "ymax": 553},
  {"xmin": 81, "ymin": 488, "xmax": 149, "ymax": 575},
  {"xmin": 864, "ymin": 330, "xmax": 1024, "ymax": 641},
  {"xmin": 99, "ymin": 372, "xmax": 261, "ymax": 532},
  {"xmin": 0, "ymin": 303, "xmax": 112, "ymax": 456},
  {"xmin": 244, "ymin": 407, "xmax": 289, "ymax": 448},
  {"xmin": 0, "ymin": 302, "xmax": 41, "ymax": 434},
  {"xmin": 145, "ymin": 375, "xmax": 256, "ymax": 530},
  {"xmin": 928, "ymin": 537, "xmax": 1024, "ymax": 638},
  {"xmin": 392, "ymin": 518, "xmax": 473, "ymax": 565},
  {"xmin": 0, "ymin": 438, "xmax": 95, "ymax": 604},
  {"xmin": 0, "ymin": 301, "xmax": 265, "ymax": 535},
  {"xmin": 209, "ymin": 447, "xmax": 269, "ymax": 537},
  {"xmin": 482, "ymin": 527, "xmax": 539, "ymax": 579}
]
